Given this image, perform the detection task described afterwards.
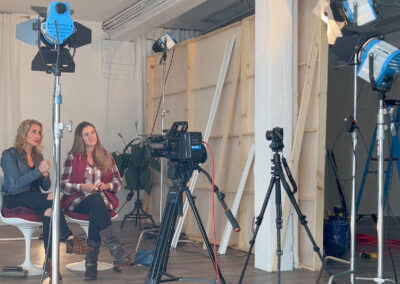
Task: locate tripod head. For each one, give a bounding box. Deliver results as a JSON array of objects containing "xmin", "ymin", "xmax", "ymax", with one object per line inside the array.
[{"xmin": 167, "ymin": 161, "xmax": 197, "ymax": 187}]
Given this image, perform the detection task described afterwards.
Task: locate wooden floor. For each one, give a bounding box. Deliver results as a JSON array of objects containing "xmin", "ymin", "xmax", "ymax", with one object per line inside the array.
[{"xmin": 0, "ymin": 217, "xmax": 399, "ymax": 283}]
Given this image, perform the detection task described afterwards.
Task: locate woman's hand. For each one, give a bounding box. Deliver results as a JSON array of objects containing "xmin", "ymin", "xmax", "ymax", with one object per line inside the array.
[
  {"xmin": 81, "ymin": 184, "xmax": 99, "ymax": 193},
  {"xmin": 47, "ymin": 192, "xmax": 54, "ymax": 200},
  {"xmin": 39, "ymin": 160, "xmax": 51, "ymax": 175},
  {"xmin": 96, "ymin": 182, "xmax": 110, "ymax": 191}
]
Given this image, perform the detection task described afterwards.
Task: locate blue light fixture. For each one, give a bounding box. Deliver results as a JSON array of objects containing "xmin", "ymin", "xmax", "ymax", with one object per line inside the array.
[
  {"xmin": 357, "ymin": 38, "xmax": 400, "ymax": 88},
  {"xmin": 41, "ymin": 2, "xmax": 74, "ymax": 45},
  {"xmin": 343, "ymin": 0, "xmax": 377, "ymax": 26},
  {"xmin": 16, "ymin": 1, "xmax": 92, "ymax": 73}
]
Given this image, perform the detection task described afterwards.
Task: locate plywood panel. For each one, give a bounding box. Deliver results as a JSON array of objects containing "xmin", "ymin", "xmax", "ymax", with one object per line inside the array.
[
  {"xmin": 146, "ymin": 17, "xmax": 254, "ymax": 251},
  {"xmin": 146, "ymin": 3, "xmax": 327, "ymax": 268}
]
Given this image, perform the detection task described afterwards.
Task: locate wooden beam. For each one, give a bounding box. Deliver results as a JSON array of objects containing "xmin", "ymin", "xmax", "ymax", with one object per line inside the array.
[
  {"xmin": 218, "ymin": 144, "xmax": 255, "ymax": 254},
  {"xmin": 171, "ymin": 36, "xmax": 236, "ymax": 248},
  {"xmin": 313, "ymin": 19, "xmax": 328, "ymax": 270},
  {"xmin": 203, "ymin": 37, "xmax": 242, "ymax": 247}
]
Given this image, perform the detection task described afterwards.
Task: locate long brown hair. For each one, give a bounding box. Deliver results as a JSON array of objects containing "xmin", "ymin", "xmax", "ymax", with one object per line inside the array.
[
  {"xmin": 14, "ymin": 119, "xmax": 43, "ymax": 162},
  {"xmin": 69, "ymin": 121, "xmax": 112, "ymax": 171}
]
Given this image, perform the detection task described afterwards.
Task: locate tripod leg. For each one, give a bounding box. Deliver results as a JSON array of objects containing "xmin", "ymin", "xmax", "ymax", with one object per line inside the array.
[
  {"xmin": 139, "ymin": 207, "xmax": 157, "ymax": 228},
  {"xmin": 275, "ymin": 178, "xmax": 283, "ymax": 284},
  {"xmin": 184, "ymin": 188, "xmax": 226, "ymax": 284},
  {"xmin": 238, "ymin": 176, "xmax": 276, "ymax": 284},
  {"xmin": 146, "ymin": 187, "xmax": 180, "ymax": 284},
  {"xmin": 277, "ymin": 165, "xmax": 334, "ymax": 281}
]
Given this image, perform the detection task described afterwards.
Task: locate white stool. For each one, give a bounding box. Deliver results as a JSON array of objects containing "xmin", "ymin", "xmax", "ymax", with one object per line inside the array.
[
  {"xmin": 65, "ymin": 211, "xmax": 117, "ymax": 272},
  {"xmin": 0, "ymin": 193, "xmax": 43, "ymax": 276}
]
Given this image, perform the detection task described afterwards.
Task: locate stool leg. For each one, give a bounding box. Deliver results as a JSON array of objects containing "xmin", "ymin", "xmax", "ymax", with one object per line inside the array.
[{"xmin": 19, "ymin": 226, "xmax": 43, "ymax": 276}]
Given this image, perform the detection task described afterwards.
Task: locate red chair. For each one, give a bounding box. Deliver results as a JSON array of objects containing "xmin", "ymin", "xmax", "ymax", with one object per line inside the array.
[
  {"xmin": 64, "ymin": 211, "xmax": 117, "ymax": 272},
  {"xmin": 0, "ymin": 190, "xmax": 43, "ymax": 276}
]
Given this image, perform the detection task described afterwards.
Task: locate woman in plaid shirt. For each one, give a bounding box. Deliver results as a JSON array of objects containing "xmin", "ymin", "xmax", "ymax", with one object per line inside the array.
[{"xmin": 61, "ymin": 121, "xmax": 131, "ymax": 280}]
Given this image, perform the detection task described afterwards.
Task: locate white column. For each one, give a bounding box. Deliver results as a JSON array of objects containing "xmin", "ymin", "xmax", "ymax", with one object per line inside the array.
[{"xmin": 254, "ymin": 0, "xmax": 294, "ymax": 272}]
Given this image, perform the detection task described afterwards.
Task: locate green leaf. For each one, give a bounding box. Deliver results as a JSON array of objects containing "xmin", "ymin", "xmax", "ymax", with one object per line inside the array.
[
  {"xmin": 112, "ymin": 152, "xmax": 126, "ymax": 177},
  {"xmin": 115, "ymin": 129, "xmax": 158, "ymax": 195},
  {"xmin": 139, "ymin": 167, "xmax": 151, "ymax": 188},
  {"xmin": 125, "ymin": 166, "xmax": 139, "ymax": 190},
  {"xmin": 148, "ymin": 159, "xmax": 161, "ymax": 171}
]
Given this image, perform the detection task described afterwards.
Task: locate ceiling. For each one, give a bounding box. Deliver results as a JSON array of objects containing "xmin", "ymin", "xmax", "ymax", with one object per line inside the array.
[
  {"xmin": 0, "ymin": 0, "xmax": 255, "ymax": 38},
  {"xmin": 0, "ymin": 0, "xmax": 137, "ymax": 22}
]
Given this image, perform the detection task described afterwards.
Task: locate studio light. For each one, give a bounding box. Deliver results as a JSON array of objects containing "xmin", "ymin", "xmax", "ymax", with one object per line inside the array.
[
  {"xmin": 357, "ymin": 37, "xmax": 400, "ymax": 87},
  {"xmin": 16, "ymin": 1, "xmax": 92, "ymax": 73},
  {"xmin": 331, "ymin": 0, "xmax": 377, "ymax": 26},
  {"xmin": 152, "ymin": 32, "xmax": 177, "ymax": 53},
  {"xmin": 41, "ymin": 2, "xmax": 74, "ymax": 45}
]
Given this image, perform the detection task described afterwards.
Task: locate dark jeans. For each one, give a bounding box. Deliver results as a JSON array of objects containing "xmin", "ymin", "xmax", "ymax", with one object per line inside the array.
[
  {"xmin": 74, "ymin": 193, "xmax": 111, "ymax": 242},
  {"xmin": 4, "ymin": 191, "xmax": 73, "ymax": 258}
]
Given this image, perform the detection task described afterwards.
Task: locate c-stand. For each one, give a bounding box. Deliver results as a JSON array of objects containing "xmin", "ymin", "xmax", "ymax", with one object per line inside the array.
[
  {"xmin": 145, "ymin": 161, "xmax": 225, "ymax": 284},
  {"xmin": 239, "ymin": 129, "xmax": 332, "ymax": 284}
]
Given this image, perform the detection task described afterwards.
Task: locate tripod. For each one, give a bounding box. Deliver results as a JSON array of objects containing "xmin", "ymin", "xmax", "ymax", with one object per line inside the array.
[
  {"xmin": 120, "ymin": 188, "xmax": 156, "ymax": 230},
  {"xmin": 146, "ymin": 161, "xmax": 225, "ymax": 284},
  {"xmin": 239, "ymin": 147, "xmax": 332, "ymax": 284}
]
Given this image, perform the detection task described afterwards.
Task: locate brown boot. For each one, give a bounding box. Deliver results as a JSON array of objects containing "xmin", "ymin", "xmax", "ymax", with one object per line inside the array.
[
  {"xmin": 45, "ymin": 258, "xmax": 62, "ymax": 280},
  {"xmin": 84, "ymin": 240, "xmax": 101, "ymax": 281},
  {"xmin": 100, "ymin": 225, "xmax": 131, "ymax": 262},
  {"xmin": 66, "ymin": 236, "xmax": 93, "ymax": 255}
]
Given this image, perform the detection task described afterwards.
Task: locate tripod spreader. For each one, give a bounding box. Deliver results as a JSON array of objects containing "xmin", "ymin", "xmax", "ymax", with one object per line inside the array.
[{"xmin": 196, "ymin": 166, "xmax": 240, "ymax": 232}]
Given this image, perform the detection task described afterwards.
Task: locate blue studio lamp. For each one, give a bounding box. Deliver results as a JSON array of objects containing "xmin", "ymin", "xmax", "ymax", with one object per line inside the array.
[
  {"xmin": 343, "ymin": 0, "xmax": 377, "ymax": 26},
  {"xmin": 41, "ymin": 1, "xmax": 74, "ymax": 45},
  {"xmin": 357, "ymin": 38, "xmax": 400, "ymax": 88}
]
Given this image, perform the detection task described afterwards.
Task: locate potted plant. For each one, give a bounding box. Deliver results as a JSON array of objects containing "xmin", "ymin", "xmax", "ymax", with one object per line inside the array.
[{"xmin": 112, "ymin": 121, "xmax": 160, "ymax": 195}]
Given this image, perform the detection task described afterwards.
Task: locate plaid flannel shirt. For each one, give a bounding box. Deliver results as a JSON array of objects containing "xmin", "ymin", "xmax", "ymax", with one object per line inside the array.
[{"xmin": 61, "ymin": 153, "xmax": 123, "ymax": 211}]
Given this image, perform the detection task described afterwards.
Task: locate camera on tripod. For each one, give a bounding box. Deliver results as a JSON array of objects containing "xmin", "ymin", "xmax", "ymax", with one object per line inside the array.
[
  {"xmin": 266, "ymin": 127, "xmax": 284, "ymax": 152},
  {"xmin": 146, "ymin": 121, "xmax": 207, "ymax": 164}
]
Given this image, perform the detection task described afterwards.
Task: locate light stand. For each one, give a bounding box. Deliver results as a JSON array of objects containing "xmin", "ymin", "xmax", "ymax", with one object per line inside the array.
[
  {"xmin": 355, "ymin": 53, "xmax": 396, "ymax": 284},
  {"xmin": 152, "ymin": 32, "xmax": 177, "ymax": 223},
  {"xmin": 350, "ymin": 41, "xmax": 358, "ymax": 284},
  {"xmin": 159, "ymin": 49, "xmax": 167, "ymax": 223},
  {"xmin": 16, "ymin": 4, "xmax": 91, "ymax": 283},
  {"xmin": 50, "ymin": 38, "xmax": 72, "ymax": 284}
]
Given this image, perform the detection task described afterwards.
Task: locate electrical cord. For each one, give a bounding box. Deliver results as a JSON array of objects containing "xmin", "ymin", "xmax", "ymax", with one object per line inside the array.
[{"xmin": 202, "ymin": 141, "xmax": 221, "ymax": 284}]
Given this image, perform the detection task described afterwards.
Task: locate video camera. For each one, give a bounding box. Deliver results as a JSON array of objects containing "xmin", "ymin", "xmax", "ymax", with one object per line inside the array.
[
  {"xmin": 146, "ymin": 121, "xmax": 207, "ymax": 164},
  {"xmin": 266, "ymin": 127, "xmax": 284, "ymax": 152}
]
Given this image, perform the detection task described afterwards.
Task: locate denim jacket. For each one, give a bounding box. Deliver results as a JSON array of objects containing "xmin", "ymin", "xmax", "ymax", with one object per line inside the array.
[{"xmin": 1, "ymin": 148, "xmax": 51, "ymax": 195}]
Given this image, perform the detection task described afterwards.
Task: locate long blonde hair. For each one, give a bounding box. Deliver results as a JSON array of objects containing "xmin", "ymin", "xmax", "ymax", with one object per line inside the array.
[
  {"xmin": 69, "ymin": 121, "xmax": 112, "ymax": 171},
  {"xmin": 14, "ymin": 119, "xmax": 43, "ymax": 162}
]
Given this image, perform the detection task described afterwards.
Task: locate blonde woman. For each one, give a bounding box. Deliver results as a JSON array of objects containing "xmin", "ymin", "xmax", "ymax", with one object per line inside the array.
[
  {"xmin": 1, "ymin": 119, "xmax": 91, "ymax": 279},
  {"xmin": 61, "ymin": 121, "xmax": 131, "ymax": 281}
]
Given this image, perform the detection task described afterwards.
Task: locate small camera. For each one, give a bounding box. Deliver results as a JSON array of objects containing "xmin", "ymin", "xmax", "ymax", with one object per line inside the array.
[{"xmin": 266, "ymin": 127, "xmax": 284, "ymax": 152}]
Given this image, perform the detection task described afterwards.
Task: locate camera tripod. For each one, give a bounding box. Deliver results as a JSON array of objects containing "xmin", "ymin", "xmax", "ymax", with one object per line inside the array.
[
  {"xmin": 239, "ymin": 148, "xmax": 332, "ymax": 284},
  {"xmin": 146, "ymin": 161, "xmax": 225, "ymax": 284}
]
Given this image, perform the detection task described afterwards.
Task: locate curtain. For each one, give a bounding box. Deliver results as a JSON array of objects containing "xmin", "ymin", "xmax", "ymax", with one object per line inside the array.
[{"xmin": 0, "ymin": 13, "xmax": 22, "ymax": 162}]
